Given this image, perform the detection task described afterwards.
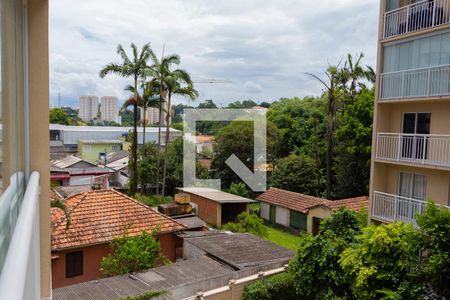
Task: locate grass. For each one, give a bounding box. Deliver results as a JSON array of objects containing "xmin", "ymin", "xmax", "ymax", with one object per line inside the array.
[{"xmin": 263, "ymin": 224, "xmax": 303, "ymax": 251}]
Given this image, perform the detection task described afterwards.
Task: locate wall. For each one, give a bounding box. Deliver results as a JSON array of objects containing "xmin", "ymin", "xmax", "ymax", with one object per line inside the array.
[
  {"xmin": 51, "ymin": 233, "xmax": 178, "ymax": 288},
  {"xmin": 260, "ymin": 202, "xmax": 269, "ymax": 220},
  {"xmin": 78, "ymin": 142, "xmax": 122, "ymax": 163},
  {"xmin": 28, "ymin": 0, "xmax": 51, "ymax": 296},
  {"xmin": 275, "ymin": 206, "xmax": 289, "ymax": 227},
  {"xmin": 187, "ymin": 194, "xmax": 220, "ymax": 227},
  {"xmin": 307, "ymin": 206, "xmax": 332, "ymax": 234}
]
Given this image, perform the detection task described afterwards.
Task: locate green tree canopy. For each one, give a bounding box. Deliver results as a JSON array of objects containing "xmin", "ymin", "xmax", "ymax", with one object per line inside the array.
[
  {"xmin": 197, "ymin": 99, "xmax": 217, "ymax": 109},
  {"xmin": 222, "ymin": 212, "xmax": 268, "ymax": 238},
  {"xmin": 100, "ymin": 231, "xmax": 161, "ymax": 276},
  {"xmin": 270, "ymin": 154, "xmax": 318, "ymax": 196},
  {"xmin": 49, "ymin": 108, "xmax": 69, "ymax": 124}
]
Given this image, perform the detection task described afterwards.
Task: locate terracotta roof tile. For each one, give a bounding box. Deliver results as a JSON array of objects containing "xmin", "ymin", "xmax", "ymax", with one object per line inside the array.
[
  {"xmin": 51, "ymin": 189, "xmax": 186, "ymax": 251},
  {"xmin": 256, "ymin": 188, "xmax": 325, "ymax": 213},
  {"xmin": 257, "ymin": 188, "xmax": 368, "ymax": 213}
]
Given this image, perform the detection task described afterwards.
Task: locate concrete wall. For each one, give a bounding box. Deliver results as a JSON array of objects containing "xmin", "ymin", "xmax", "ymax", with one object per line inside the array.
[
  {"xmin": 260, "ymin": 202, "xmax": 269, "ymax": 220},
  {"xmin": 51, "ymin": 233, "xmax": 178, "ymax": 289},
  {"xmin": 78, "ymin": 142, "xmax": 123, "ymax": 163},
  {"xmin": 275, "ymin": 206, "xmax": 289, "ymax": 227},
  {"xmin": 307, "ymin": 206, "xmax": 332, "ymax": 234}
]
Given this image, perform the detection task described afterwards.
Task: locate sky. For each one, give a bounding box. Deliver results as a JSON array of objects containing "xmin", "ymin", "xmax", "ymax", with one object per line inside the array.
[{"xmin": 49, "ymin": 0, "xmax": 380, "ymax": 108}]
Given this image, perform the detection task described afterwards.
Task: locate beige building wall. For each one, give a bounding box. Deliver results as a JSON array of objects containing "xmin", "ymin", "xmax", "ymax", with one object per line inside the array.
[
  {"xmin": 275, "ymin": 206, "xmax": 289, "ymax": 227},
  {"xmin": 307, "ymin": 206, "xmax": 332, "ymax": 235},
  {"xmin": 29, "ymin": 0, "xmax": 51, "ymax": 297},
  {"xmin": 260, "ymin": 202, "xmax": 269, "ymax": 220},
  {"xmin": 370, "ymin": 0, "xmax": 450, "ymax": 224},
  {"xmin": 100, "ymin": 96, "xmax": 119, "ymax": 122},
  {"xmin": 79, "ymin": 96, "xmax": 98, "ymax": 121}
]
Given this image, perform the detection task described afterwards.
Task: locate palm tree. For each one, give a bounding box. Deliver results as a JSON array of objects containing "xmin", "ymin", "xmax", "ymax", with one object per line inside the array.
[
  {"xmin": 99, "ymin": 43, "xmax": 154, "ymax": 195},
  {"xmin": 146, "ymin": 53, "xmax": 198, "ymax": 197}
]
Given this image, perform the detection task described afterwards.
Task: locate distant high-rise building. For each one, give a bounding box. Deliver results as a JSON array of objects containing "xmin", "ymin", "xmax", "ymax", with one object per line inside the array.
[
  {"xmin": 78, "ymin": 96, "xmax": 98, "ymax": 121},
  {"xmin": 100, "ymin": 96, "xmax": 119, "ymax": 123},
  {"xmin": 140, "ymin": 104, "xmax": 171, "ymax": 126}
]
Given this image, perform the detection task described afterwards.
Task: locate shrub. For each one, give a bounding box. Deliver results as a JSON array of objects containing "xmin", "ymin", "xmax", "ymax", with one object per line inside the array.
[
  {"xmin": 100, "ymin": 231, "xmax": 161, "ymax": 276},
  {"xmin": 242, "ymin": 272, "xmax": 299, "ymax": 300},
  {"xmin": 222, "ymin": 212, "xmax": 268, "ymax": 237}
]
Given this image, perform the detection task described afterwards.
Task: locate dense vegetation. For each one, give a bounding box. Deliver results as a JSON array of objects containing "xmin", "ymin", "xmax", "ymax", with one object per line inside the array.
[
  {"xmin": 243, "ymin": 203, "xmax": 450, "ymax": 300},
  {"xmin": 222, "ymin": 212, "xmax": 268, "ymax": 238}
]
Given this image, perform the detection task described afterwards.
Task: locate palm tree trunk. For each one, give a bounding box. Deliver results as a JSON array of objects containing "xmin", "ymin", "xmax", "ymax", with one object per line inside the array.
[
  {"xmin": 161, "ymin": 92, "xmax": 171, "ymax": 198},
  {"xmin": 130, "ymin": 78, "xmax": 139, "ymax": 195},
  {"xmin": 155, "ymin": 94, "xmax": 163, "ymax": 196}
]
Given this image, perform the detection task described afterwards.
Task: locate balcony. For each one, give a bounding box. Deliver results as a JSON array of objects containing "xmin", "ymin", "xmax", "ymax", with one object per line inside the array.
[
  {"xmin": 0, "ymin": 172, "xmax": 41, "ymax": 300},
  {"xmin": 384, "ymin": 0, "xmax": 450, "ymax": 39},
  {"xmin": 372, "ymin": 191, "xmax": 449, "ymax": 224},
  {"xmin": 376, "ymin": 133, "xmax": 450, "ymax": 168},
  {"xmin": 380, "ymin": 64, "xmax": 450, "ymax": 100}
]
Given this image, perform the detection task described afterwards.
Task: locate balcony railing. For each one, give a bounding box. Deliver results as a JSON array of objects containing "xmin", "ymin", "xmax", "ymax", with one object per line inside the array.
[
  {"xmin": 380, "ymin": 64, "xmax": 450, "ymax": 100},
  {"xmin": 384, "ymin": 0, "xmax": 450, "ymax": 38},
  {"xmin": 372, "ymin": 191, "xmax": 450, "ymax": 224},
  {"xmin": 0, "ymin": 172, "xmax": 41, "ymax": 300},
  {"xmin": 376, "ymin": 133, "xmax": 450, "ymax": 167}
]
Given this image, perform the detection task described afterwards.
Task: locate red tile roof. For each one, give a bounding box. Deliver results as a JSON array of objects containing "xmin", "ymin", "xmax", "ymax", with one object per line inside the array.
[
  {"xmin": 51, "ymin": 189, "xmax": 186, "ymax": 251},
  {"xmin": 257, "ymin": 188, "xmax": 368, "ymax": 213},
  {"xmin": 256, "ymin": 188, "xmax": 324, "ymax": 213}
]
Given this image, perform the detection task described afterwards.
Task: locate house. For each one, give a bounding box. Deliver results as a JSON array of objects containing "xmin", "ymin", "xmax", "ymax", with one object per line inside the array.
[
  {"xmin": 51, "ymin": 155, "xmax": 96, "ymax": 169},
  {"xmin": 50, "ymin": 166, "xmax": 113, "ymax": 187},
  {"xmin": 77, "ymin": 139, "xmax": 125, "ymax": 163},
  {"xmin": 195, "ymin": 135, "xmax": 214, "ymax": 154},
  {"xmin": 370, "ymin": 0, "xmax": 450, "ymax": 225},
  {"xmin": 257, "ymin": 188, "xmax": 368, "ymax": 235},
  {"xmin": 50, "ymin": 189, "xmax": 186, "ymax": 288},
  {"xmin": 176, "ymin": 187, "xmax": 256, "ymax": 228},
  {"xmin": 101, "ymin": 150, "xmax": 130, "ymax": 189},
  {"xmin": 52, "ymin": 231, "xmax": 293, "ymax": 300}
]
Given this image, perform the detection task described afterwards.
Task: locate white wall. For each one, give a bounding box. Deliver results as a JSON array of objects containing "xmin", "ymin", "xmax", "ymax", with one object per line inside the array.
[
  {"xmin": 260, "ymin": 202, "xmax": 270, "ymax": 220},
  {"xmin": 275, "ymin": 206, "xmax": 289, "ymax": 227}
]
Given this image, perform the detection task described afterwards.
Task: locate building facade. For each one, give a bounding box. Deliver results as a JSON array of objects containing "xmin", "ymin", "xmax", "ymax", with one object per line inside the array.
[
  {"xmin": 370, "ymin": 0, "xmax": 450, "ymax": 225},
  {"xmin": 78, "ymin": 96, "xmax": 98, "ymax": 121},
  {"xmin": 100, "ymin": 96, "xmax": 119, "ymax": 123}
]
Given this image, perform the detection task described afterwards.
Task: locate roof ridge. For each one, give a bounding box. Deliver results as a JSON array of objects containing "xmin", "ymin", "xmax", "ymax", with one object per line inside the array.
[
  {"xmin": 266, "ymin": 187, "xmax": 325, "ymax": 201},
  {"xmin": 109, "ymin": 189, "xmax": 188, "ymax": 230}
]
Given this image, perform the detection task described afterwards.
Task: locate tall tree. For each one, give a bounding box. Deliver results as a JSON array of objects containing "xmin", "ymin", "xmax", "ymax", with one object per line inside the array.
[
  {"xmin": 147, "ymin": 53, "xmax": 198, "ymax": 197},
  {"xmin": 307, "ymin": 65, "xmax": 342, "ymax": 199},
  {"xmin": 100, "ymin": 43, "xmax": 153, "ymax": 194}
]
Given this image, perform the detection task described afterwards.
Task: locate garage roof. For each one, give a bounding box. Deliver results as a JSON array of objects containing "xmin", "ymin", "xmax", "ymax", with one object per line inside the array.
[{"xmin": 177, "ymin": 187, "xmax": 256, "ymax": 204}]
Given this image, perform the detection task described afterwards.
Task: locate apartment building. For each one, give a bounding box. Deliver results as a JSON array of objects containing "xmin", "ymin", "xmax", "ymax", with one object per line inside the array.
[
  {"xmin": 140, "ymin": 102, "xmax": 171, "ymax": 126},
  {"xmin": 0, "ymin": 0, "xmax": 51, "ymax": 299},
  {"xmin": 78, "ymin": 95, "xmax": 98, "ymax": 121},
  {"xmin": 100, "ymin": 96, "xmax": 119, "ymax": 123},
  {"xmin": 370, "ymin": 0, "xmax": 450, "ymax": 225}
]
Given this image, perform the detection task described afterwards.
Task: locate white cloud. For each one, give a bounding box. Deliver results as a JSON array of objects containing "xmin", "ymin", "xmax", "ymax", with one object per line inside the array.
[{"xmin": 49, "ymin": 0, "xmax": 379, "ymax": 107}]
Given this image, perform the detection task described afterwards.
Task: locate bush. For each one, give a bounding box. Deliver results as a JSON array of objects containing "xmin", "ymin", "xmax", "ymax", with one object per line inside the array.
[
  {"xmin": 134, "ymin": 193, "xmax": 172, "ymax": 207},
  {"xmin": 222, "ymin": 212, "xmax": 268, "ymax": 237},
  {"xmin": 243, "ymin": 272, "xmax": 299, "ymax": 300},
  {"xmin": 100, "ymin": 231, "xmax": 161, "ymax": 276}
]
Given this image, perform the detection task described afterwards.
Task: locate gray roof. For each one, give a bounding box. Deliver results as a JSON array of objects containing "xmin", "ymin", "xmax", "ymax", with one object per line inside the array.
[
  {"xmin": 177, "ymin": 187, "xmax": 256, "ymax": 204},
  {"xmin": 172, "ymin": 216, "xmax": 207, "ymax": 229},
  {"xmin": 49, "ymin": 124, "xmax": 180, "ymax": 133},
  {"xmin": 53, "ymin": 185, "xmax": 93, "ymax": 199},
  {"xmin": 105, "ymin": 150, "xmax": 129, "ymax": 163},
  {"xmin": 52, "ymin": 256, "xmax": 232, "ymax": 300},
  {"xmin": 79, "ymin": 139, "xmax": 123, "ymax": 144},
  {"xmin": 181, "ymin": 232, "xmax": 294, "ymax": 269}
]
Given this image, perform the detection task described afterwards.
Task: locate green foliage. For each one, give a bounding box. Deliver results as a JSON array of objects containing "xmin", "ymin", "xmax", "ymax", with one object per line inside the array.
[
  {"xmin": 227, "ymin": 99, "xmax": 257, "ymax": 109},
  {"xmin": 120, "ymin": 109, "xmax": 137, "ymax": 126},
  {"xmin": 415, "ymin": 202, "xmax": 450, "ymax": 298},
  {"xmin": 222, "ymin": 212, "xmax": 268, "ymax": 238},
  {"xmin": 226, "ymin": 182, "xmax": 252, "ymax": 198},
  {"xmin": 197, "ymin": 99, "xmax": 217, "ymax": 108},
  {"xmin": 212, "ymin": 121, "xmax": 281, "ymax": 188},
  {"xmin": 334, "ymin": 88, "xmax": 374, "ymax": 198},
  {"xmin": 339, "ymin": 222, "xmax": 421, "ymax": 299},
  {"xmin": 100, "ymin": 231, "xmax": 161, "ymax": 277},
  {"xmin": 134, "ymin": 193, "xmax": 172, "ymax": 207},
  {"xmin": 170, "ymin": 122, "xmax": 184, "ymax": 131},
  {"xmin": 242, "ymin": 272, "xmax": 299, "ymax": 300},
  {"xmin": 118, "ymin": 290, "xmax": 167, "ymax": 300},
  {"xmin": 49, "ymin": 108, "xmax": 69, "ymax": 124},
  {"xmin": 289, "ymin": 208, "xmax": 363, "ymax": 299},
  {"xmin": 270, "ymin": 154, "xmax": 318, "ymax": 196}
]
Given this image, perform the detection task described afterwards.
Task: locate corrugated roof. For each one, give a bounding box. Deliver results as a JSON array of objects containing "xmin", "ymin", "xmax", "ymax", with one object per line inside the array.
[
  {"xmin": 51, "ymin": 156, "xmax": 83, "ymax": 168},
  {"xmin": 51, "ymin": 189, "xmax": 186, "ymax": 250},
  {"xmin": 177, "ymin": 187, "xmax": 256, "ymax": 204},
  {"xmin": 79, "ymin": 139, "xmax": 123, "ymax": 144},
  {"xmin": 49, "ymin": 124, "xmax": 180, "ymax": 133},
  {"xmin": 257, "ymin": 188, "xmax": 368, "ymax": 213}
]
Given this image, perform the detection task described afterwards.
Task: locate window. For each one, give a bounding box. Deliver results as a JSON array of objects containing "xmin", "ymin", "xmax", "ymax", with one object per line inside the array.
[
  {"xmin": 83, "ymin": 144, "xmax": 91, "ymax": 153},
  {"xmin": 398, "ymin": 172, "xmax": 427, "ymax": 200},
  {"xmin": 111, "ymin": 145, "xmax": 120, "ymax": 151},
  {"xmin": 401, "ymin": 113, "xmax": 431, "ymax": 159},
  {"xmin": 66, "ymin": 251, "xmax": 83, "ymax": 278},
  {"xmin": 269, "ymin": 205, "xmax": 276, "ymax": 223}
]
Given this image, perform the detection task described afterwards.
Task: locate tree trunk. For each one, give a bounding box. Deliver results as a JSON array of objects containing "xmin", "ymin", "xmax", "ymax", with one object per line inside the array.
[
  {"xmin": 141, "ymin": 106, "xmax": 146, "ymax": 193},
  {"xmin": 326, "ymin": 90, "xmax": 336, "ymax": 200},
  {"xmin": 161, "ymin": 91, "xmax": 172, "ymax": 198},
  {"xmin": 129, "ymin": 78, "xmax": 139, "ymax": 195},
  {"xmin": 155, "ymin": 94, "xmax": 163, "ymax": 196}
]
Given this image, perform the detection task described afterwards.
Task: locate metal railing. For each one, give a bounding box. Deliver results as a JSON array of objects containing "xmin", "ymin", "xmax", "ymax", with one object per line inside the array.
[
  {"xmin": 0, "ymin": 172, "xmax": 41, "ymax": 300},
  {"xmin": 380, "ymin": 64, "xmax": 450, "ymax": 100},
  {"xmin": 384, "ymin": 0, "xmax": 450, "ymax": 38},
  {"xmin": 376, "ymin": 133, "xmax": 450, "ymax": 167},
  {"xmin": 371, "ymin": 191, "xmax": 449, "ymax": 224}
]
